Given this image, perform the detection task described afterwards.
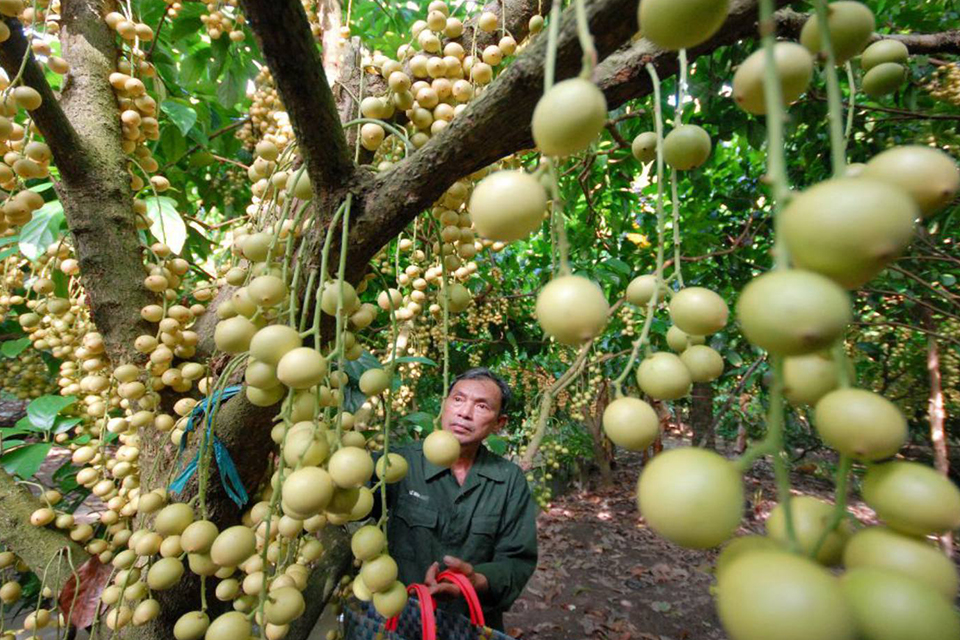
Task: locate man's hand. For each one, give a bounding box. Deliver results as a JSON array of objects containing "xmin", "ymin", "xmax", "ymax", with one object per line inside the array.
[{"xmin": 424, "ymin": 555, "xmax": 489, "ymax": 598}]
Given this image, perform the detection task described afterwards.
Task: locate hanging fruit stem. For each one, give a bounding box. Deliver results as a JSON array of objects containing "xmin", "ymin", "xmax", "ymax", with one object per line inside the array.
[{"xmin": 812, "ymin": 0, "xmax": 848, "ymax": 176}]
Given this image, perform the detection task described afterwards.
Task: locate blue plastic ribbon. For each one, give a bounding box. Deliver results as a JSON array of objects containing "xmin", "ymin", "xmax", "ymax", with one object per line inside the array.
[{"xmin": 168, "ymin": 384, "xmax": 249, "ymax": 508}]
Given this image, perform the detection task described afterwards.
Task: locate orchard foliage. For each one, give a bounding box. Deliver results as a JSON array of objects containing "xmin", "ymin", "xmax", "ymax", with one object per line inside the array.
[{"xmin": 0, "ymin": 1, "xmax": 954, "ymax": 640}]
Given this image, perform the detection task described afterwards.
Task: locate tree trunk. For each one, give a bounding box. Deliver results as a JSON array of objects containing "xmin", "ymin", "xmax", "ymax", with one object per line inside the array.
[
  {"xmin": 584, "ymin": 384, "xmax": 613, "ymax": 486},
  {"xmin": 919, "ymin": 308, "xmax": 952, "ymax": 557},
  {"xmin": 691, "ymin": 382, "xmax": 715, "ymax": 450}
]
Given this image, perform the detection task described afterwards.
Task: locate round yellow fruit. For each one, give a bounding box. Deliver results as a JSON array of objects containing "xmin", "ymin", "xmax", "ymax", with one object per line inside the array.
[
  {"xmin": 249, "ymin": 325, "xmax": 302, "ymax": 366},
  {"xmin": 282, "ymin": 467, "xmax": 334, "ymax": 517},
  {"xmin": 154, "ymin": 503, "xmax": 194, "ymax": 536},
  {"xmin": 639, "ymin": 0, "xmax": 730, "ymax": 51},
  {"xmin": 717, "ymin": 550, "xmax": 855, "ymax": 640},
  {"xmin": 276, "ymin": 347, "xmax": 327, "ymax": 389},
  {"xmin": 861, "ymin": 39, "xmax": 909, "ymax": 71},
  {"xmin": 359, "ymin": 368, "xmax": 390, "ymax": 396},
  {"xmin": 736, "ymin": 269, "xmax": 851, "ymax": 355},
  {"xmin": 173, "ymin": 611, "xmax": 209, "ymax": 640},
  {"xmin": 264, "ymin": 587, "xmax": 305, "ymax": 626},
  {"xmin": 841, "ymin": 567, "xmax": 960, "ymax": 640},
  {"xmin": 210, "ymin": 526, "xmax": 256, "ymax": 568},
  {"xmin": 680, "ymin": 345, "xmax": 724, "ymax": 382},
  {"xmin": 423, "ymin": 430, "xmax": 460, "ymax": 468},
  {"xmin": 602, "ymin": 397, "xmax": 659, "ymax": 451},
  {"xmin": 535, "ymin": 275, "xmax": 609, "ymax": 345},
  {"xmin": 180, "ymin": 520, "xmax": 218, "ymax": 553},
  {"xmin": 863, "ymin": 62, "xmax": 905, "ymax": 97},
  {"xmin": 375, "ymin": 453, "xmax": 409, "ymax": 483},
  {"xmin": 360, "ymin": 554, "xmax": 398, "ymax": 593},
  {"xmin": 666, "ymin": 325, "xmax": 704, "ymax": 352},
  {"xmin": 669, "ymin": 287, "xmax": 729, "ymax": 335},
  {"xmin": 861, "ymin": 145, "xmax": 960, "ymax": 218},
  {"xmin": 783, "ymin": 352, "xmax": 844, "ymax": 406},
  {"xmin": 637, "ymin": 352, "xmax": 692, "ymax": 400},
  {"xmin": 372, "ymin": 580, "xmax": 408, "ymax": 618},
  {"xmin": 637, "ymin": 447, "xmax": 743, "ymax": 548},
  {"xmin": 800, "ymin": 1, "xmax": 875, "ymax": 64},
  {"xmin": 814, "ymin": 388, "xmax": 906, "ymax": 461},
  {"xmin": 862, "ymin": 461, "xmax": 960, "ymax": 536},
  {"xmin": 765, "ymin": 496, "xmax": 851, "ymax": 565},
  {"xmin": 214, "ymin": 316, "xmax": 257, "ymax": 355},
  {"xmin": 732, "ymin": 42, "xmax": 814, "ymax": 114},
  {"xmin": 843, "ymin": 526, "xmax": 958, "ymax": 601},
  {"xmin": 625, "ymin": 274, "xmax": 662, "ymax": 307},
  {"xmin": 663, "ymin": 124, "xmax": 712, "ymax": 170},
  {"xmin": 327, "ymin": 446, "xmax": 375, "ymax": 489},
  {"xmin": 714, "ymin": 536, "xmax": 781, "ymax": 582},
  {"xmin": 631, "ymin": 132, "xmax": 658, "ymax": 164},
  {"xmin": 351, "ymin": 525, "xmax": 386, "ymax": 562},
  {"xmin": 205, "ymin": 611, "xmax": 251, "ymax": 640},
  {"xmin": 532, "ymin": 78, "xmax": 608, "ymax": 157},
  {"xmin": 469, "ymin": 171, "xmax": 547, "ymax": 242},
  {"xmin": 146, "ymin": 557, "xmax": 184, "ymax": 590}
]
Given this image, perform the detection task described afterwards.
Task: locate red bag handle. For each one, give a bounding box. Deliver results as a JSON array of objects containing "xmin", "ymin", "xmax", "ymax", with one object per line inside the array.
[
  {"xmin": 437, "ymin": 570, "xmax": 486, "ymax": 627},
  {"xmin": 384, "ymin": 583, "xmax": 436, "ymax": 640}
]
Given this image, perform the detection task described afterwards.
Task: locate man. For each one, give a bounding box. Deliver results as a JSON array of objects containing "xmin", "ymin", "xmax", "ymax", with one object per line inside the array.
[{"xmin": 376, "ymin": 368, "xmax": 538, "ymax": 631}]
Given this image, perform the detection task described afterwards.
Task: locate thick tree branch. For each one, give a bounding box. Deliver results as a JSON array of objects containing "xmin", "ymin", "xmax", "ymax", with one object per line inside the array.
[
  {"xmin": 0, "ymin": 468, "xmax": 89, "ymax": 593},
  {"xmin": 775, "ymin": 8, "xmax": 960, "ymax": 56},
  {"xmin": 0, "ymin": 8, "xmax": 155, "ymax": 367},
  {"xmin": 242, "ymin": 0, "xmax": 356, "ymax": 202}
]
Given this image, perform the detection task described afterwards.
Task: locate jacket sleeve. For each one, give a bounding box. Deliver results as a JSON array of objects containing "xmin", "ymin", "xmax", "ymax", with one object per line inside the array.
[{"xmin": 472, "ymin": 469, "xmax": 538, "ymax": 612}]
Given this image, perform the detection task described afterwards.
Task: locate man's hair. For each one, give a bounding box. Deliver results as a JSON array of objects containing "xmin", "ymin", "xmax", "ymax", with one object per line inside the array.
[{"xmin": 446, "ymin": 367, "xmax": 512, "ymax": 417}]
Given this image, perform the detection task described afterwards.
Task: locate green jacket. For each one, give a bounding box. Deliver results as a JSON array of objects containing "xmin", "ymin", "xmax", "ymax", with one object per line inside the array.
[{"xmin": 374, "ymin": 441, "xmax": 538, "ymax": 631}]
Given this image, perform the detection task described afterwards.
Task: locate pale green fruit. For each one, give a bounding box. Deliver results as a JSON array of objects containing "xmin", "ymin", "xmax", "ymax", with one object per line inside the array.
[
  {"xmin": 631, "ymin": 132, "xmax": 658, "ymax": 163},
  {"xmin": 736, "ymin": 270, "xmax": 851, "ymax": 356},
  {"xmin": 732, "ymin": 42, "xmax": 814, "ymax": 114},
  {"xmin": 765, "ymin": 496, "xmax": 851, "ymax": 565},
  {"xmin": 861, "ymin": 145, "xmax": 960, "ymax": 218},
  {"xmin": 372, "ymin": 580, "xmax": 408, "ymax": 618},
  {"xmin": 246, "ymin": 384, "xmax": 285, "ymax": 407},
  {"xmin": 663, "ymin": 125, "xmax": 711, "ymax": 170},
  {"xmin": 360, "ymin": 554, "xmax": 398, "ymax": 593},
  {"xmin": 423, "ymin": 430, "xmax": 460, "ymax": 468},
  {"xmin": 133, "ymin": 598, "xmax": 160, "ymax": 626},
  {"xmin": 669, "ymin": 286, "xmax": 729, "ymax": 335},
  {"xmin": 154, "ymin": 503, "xmax": 194, "ymax": 536},
  {"xmin": 800, "ymin": 1, "xmax": 876, "ymax": 64},
  {"xmin": 862, "ymin": 462, "xmax": 960, "ymax": 536},
  {"xmin": 276, "ymin": 347, "xmax": 327, "ymax": 389},
  {"xmin": 469, "ymin": 171, "xmax": 547, "ymax": 242},
  {"xmin": 783, "ymin": 352, "xmax": 844, "ymax": 406},
  {"xmin": 147, "ymin": 557, "xmax": 184, "ymax": 590},
  {"xmin": 714, "ymin": 536, "xmax": 781, "ymax": 582},
  {"xmin": 249, "ymin": 325, "xmax": 302, "ymax": 366},
  {"xmin": 173, "ymin": 611, "xmax": 209, "ymax": 640},
  {"xmin": 535, "ymin": 275, "xmax": 609, "ymax": 345},
  {"xmin": 680, "ymin": 345, "xmax": 724, "ymax": 382},
  {"xmin": 214, "ymin": 316, "xmax": 256, "ymax": 354},
  {"xmin": 602, "ymin": 397, "xmax": 659, "ymax": 451},
  {"xmin": 286, "ymin": 171, "xmax": 313, "ymax": 200},
  {"xmin": 717, "ymin": 551, "xmax": 855, "ymax": 640},
  {"xmin": 352, "ymin": 576, "xmax": 373, "ymax": 602},
  {"xmin": 244, "ymin": 360, "xmax": 280, "ymax": 389},
  {"xmin": 241, "ymin": 232, "xmax": 272, "ymax": 262},
  {"xmin": 247, "ymin": 275, "xmax": 287, "ymax": 307},
  {"xmin": 637, "ymin": 352, "xmax": 692, "ymax": 400},
  {"xmin": 180, "ymin": 520, "xmax": 218, "ymax": 553},
  {"xmin": 351, "ymin": 525, "xmax": 386, "ymax": 561},
  {"xmin": 781, "ymin": 178, "xmax": 917, "ymax": 288},
  {"xmin": 375, "ymin": 453, "xmax": 409, "ymax": 483},
  {"xmin": 327, "ymin": 446, "xmax": 375, "ymax": 489},
  {"xmin": 862, "ymin": 62, "xmax": 905, "ymax": 97},
  {"xmin": 637, "ymin": 447, "xmax": 743, "ymax": 548},
  {"xmin": 666, "ymin": 325, "xmax": 704, "ymax": 352},
  {"xmin": 639, "ymin": 0, "xmax": 730, "ymax": 51},
  {"xmin": 210, "ymin": 526, "xmax": 256, "ymax": 568},
  {"xmin": 861, "ymin": 39, "xmax": 908, "ymax": 71},
  {"xmin": 843, "ymin": 526, "xmax": 958, "ymax": 601},
  {"xmin": 532, "ymin": 78, "xmax": 608, "ymax": 157},
  {"xmin": 447, "ymin": 283, "xmax": 472, "ymax": 312},
  {"xmin": 814, "ymin": 388, "xmax": 906, "ymax": 461},
  {"xmin": 625, "ymin": 274, "xmax": 662, "ymax": 307},
  {"xmin": 841, "ymin": 567, "xmax": 960, "ymax": 640},
  {"xmin": 205, "ymin": 611, "xmax": 251, "ymax": 640},
  {"xmin": 359, "ymin": 368, "xmax": 390, "ymax": 396},
  {"xmin": 264, "ymin": 587, "xmax": 304, "ymax": 625},
  {"xmin": 282, "ymin": 422, "xmax": 329, "ymax": 467},
  {"xmin": 282, "ymin": 467, "xmax": 334, "ymax": 517},
  {"xmin": 320, "ymin": 280, "xmax": 358, "ymax": 316}
]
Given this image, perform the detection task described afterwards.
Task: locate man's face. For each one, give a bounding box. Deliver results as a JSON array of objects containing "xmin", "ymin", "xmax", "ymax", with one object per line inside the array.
[{"xmin": 440, "ymin": 378, "xmax": 507, "ymax": 446}]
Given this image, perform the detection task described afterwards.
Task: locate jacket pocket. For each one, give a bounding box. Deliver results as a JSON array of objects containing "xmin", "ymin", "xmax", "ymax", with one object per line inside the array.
[
  {"xmin": 390, "ymin": 500, "xmax": 439, "ymax": 559},
  {"xmin": 462, "ymin": 515, "xmax": 499, "ymax": 563}
]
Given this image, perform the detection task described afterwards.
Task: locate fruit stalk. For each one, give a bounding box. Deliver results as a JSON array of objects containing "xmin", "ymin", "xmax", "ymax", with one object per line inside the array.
[
  {"xmin": 331, "ymin": 194, "xmax": 353, "ymax": 446},
  {"xmin": 573, "ymin": 0, "xmax": 597, "ymax": 75},
  {"xmin": 812, "ymin": 0, "xmax": 848, "ymax": 176},
  {"xmin": 844, "ymin": 61, "xmax": 856, "ymax": 139},
  {"xmin": 810, "ymin": 454, "xmax": 853, "ymax": 558},
  {"xmin": 543, "ymin": 0, "xmax": 562, "ymax": 90}
]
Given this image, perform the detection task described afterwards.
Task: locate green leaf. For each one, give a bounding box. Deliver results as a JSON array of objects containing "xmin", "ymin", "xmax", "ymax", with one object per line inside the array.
[
  {"xmin": 394, "ymin": 356, "xmax": 438, "ymax": 367},
  {"xmin": 604, "ymin": 258, "xmax": 632, "ymax": 277},
  {"xmin": 145, "ymin": 196, "xmax": 187, "ymax": 254},
  {"xmin": 53, "ymin": 416, "xmax": 83, "ymax": 435},
  {"xmin": 25, "ymin": 395, "xmax": 76, "ymax": 432},
  {"xmin": 2, "ymin": 443, "xmax": 52, "ymax": 479},
  {"xmin": 486, "ymin": 435, "xmax": 508, "ymax": 455},
  {"xmin": 27, "ymin": 182, "xmax": 54, "ymax": 193},
  {"xmin": 19, "ymin": 200, "xmax": 63, "ymax": 261},
  {"xmin": 1, "ymin": 338, "xmax": 31, "ymax": 358},
  {"xmin": 161, "ymin": 100, "xmax": 198, "ymax": 137},
  {"xmin": 400, "ymin": 411, "xmax": 436, "ymax": 434}
]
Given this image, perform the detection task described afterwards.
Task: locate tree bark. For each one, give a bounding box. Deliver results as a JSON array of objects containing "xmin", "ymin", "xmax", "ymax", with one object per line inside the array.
[
  {"xmin": 919, "ymin": 308, "xmax": 952, "ymax": 557},
  {"xmin": 584, "ymin": 383, "xmax": 613, "ymax": 486},
  {"xmin": 691, "ymin": 382, "xmax": 715, "ymax": 450},
  {"xmin": 0, "ymin": 469, "xmax": 90, "ymax": 593}
]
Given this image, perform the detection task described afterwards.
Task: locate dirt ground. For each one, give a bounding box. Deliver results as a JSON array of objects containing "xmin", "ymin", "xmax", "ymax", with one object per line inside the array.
[{"xmin": 502, "ymin": 436, "xmax": 904, "ymax": 640}]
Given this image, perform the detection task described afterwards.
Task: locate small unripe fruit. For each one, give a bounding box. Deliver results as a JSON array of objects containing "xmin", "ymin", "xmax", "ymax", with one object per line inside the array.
[
  {"xmin": 535, "ymin": 276, "xmax": 609, "ymax": 345},
  {"xmin": 469, "ymin": 171, "xmax": 547, "ymax": 242},
  {"xmin": 602, "ymin": 397, "xmax": 659, "ymax": 451},
  {"xmin": 663, "ymin": 125, "xmax": 711, "ymax": 170},
  {"xmin": 532, "ymin": 78, "xmax": 608, "ymax": 157}
]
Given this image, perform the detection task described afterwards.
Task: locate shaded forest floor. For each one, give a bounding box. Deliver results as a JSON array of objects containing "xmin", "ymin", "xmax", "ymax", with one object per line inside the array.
[{"xmin": 503, "ymin": 436, "xmax": 900, "ymax": 640}]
